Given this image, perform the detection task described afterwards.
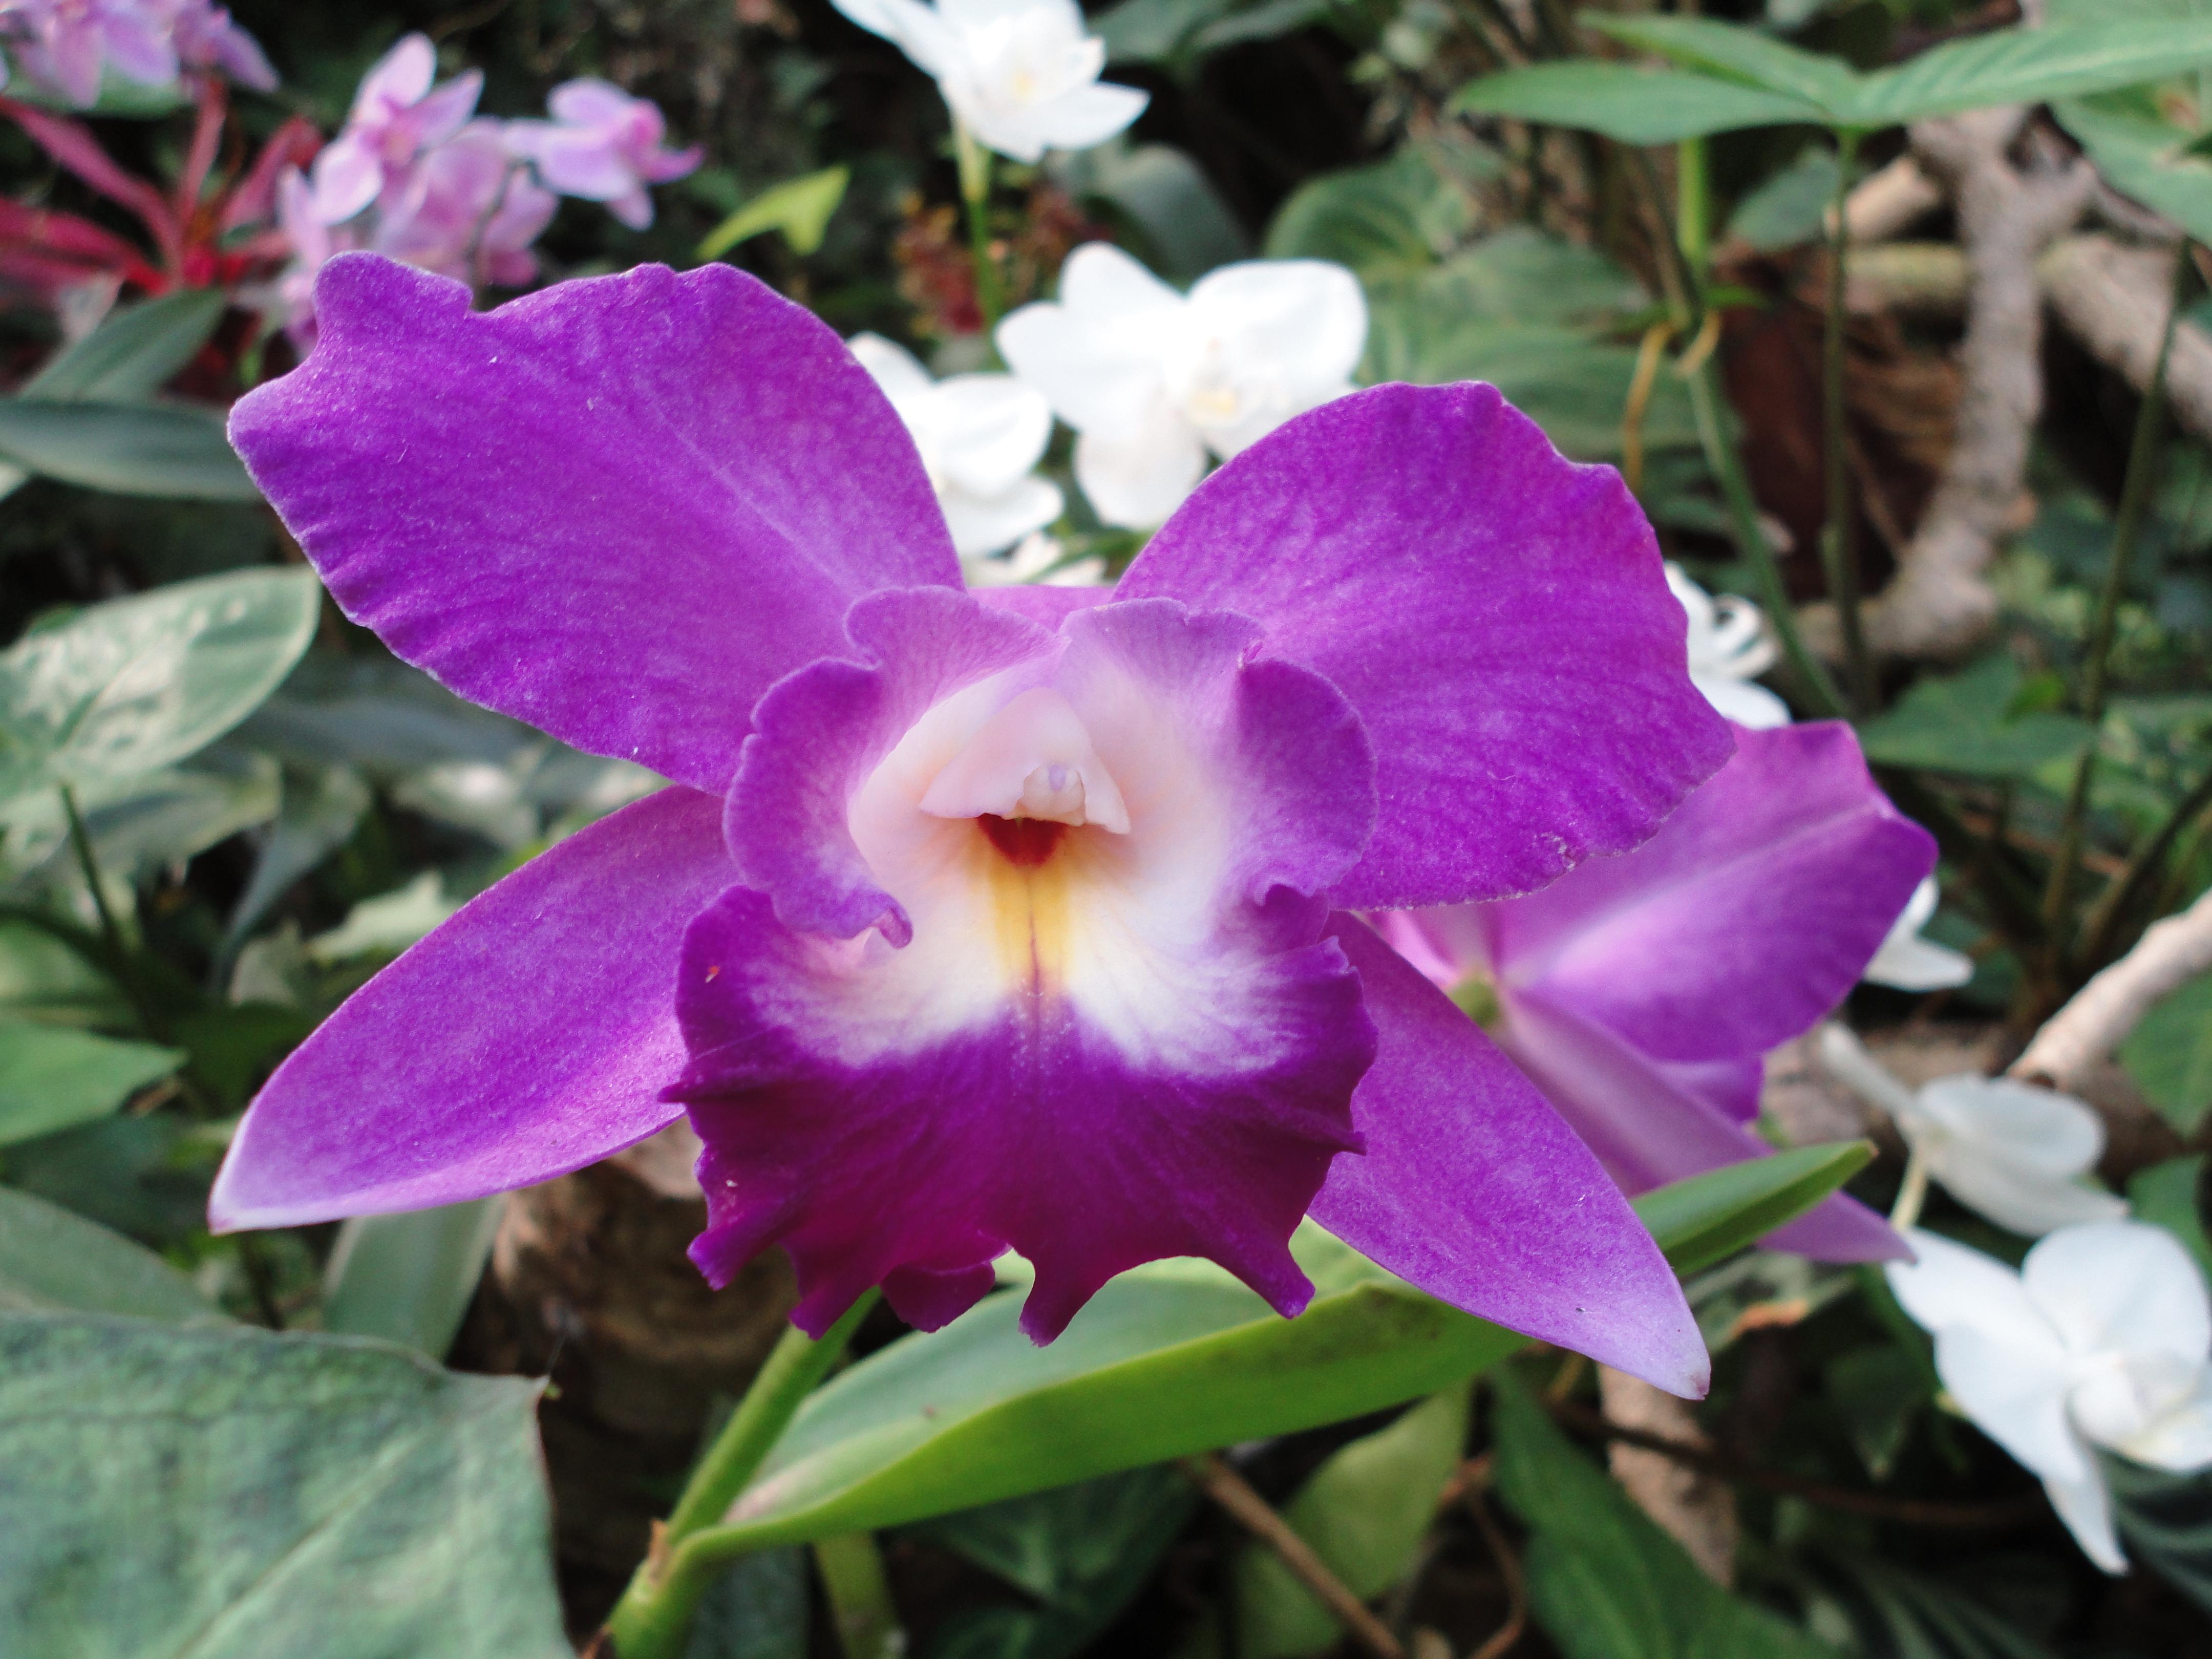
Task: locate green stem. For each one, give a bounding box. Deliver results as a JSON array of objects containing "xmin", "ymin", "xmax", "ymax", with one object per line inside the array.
[
  {"xmin": 2039, "ymin": 242, "xmax": 2192, "ymax": 984},
  {"xmin": 1676, "ymin": 137, "xmax": 1709, "ymax": 286},
  {"xmin": 2078, "ymin": 762, "xmax": 2212, "ymax": 972},
  {"xmin": 1685, "ymin": 359, "xmax": 1849, "ymax": 719},
  {"xmin": 814, "ymin": 1533, "xmax": 906, "ymax": 1659},
  {"xmin": 58, "ymin": 783, "xmax": 156, "ymax": 1036},
  {"xmin": 603, "ymin": 1292, "xmax": 879, "ymax": 1659},
  {"xmin": 954, "ymin": 122, "xmax": 1005, "ymax": 338},
  {"xmin": 1820, "ymin": 128, "xmax": 1874, "ymax": 714},
  {"xmin": 1889, "ymin": 1144, "xmax": 1930, "ymax": 1231}
]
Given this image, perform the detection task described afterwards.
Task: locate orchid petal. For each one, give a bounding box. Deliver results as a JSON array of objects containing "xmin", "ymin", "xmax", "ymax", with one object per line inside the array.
[
  {"xmin": 1121, "ymin": 384, "xmax": 1733, "ymax": 909},
  {"xmin": 1073, "ymin": 412, "xmax": 1207, "ymax": 529},
  {"xmin": 229, "ymin": 255, "xmax": 959, "ymax": 796},
  {"xmin": 2043, "ymin": 1459, "xmax": 2128, "ymax": 1573},
  {"xmin": 942, "ymin": 476, "xmax": 1064, "ymax": 558},
  {"xmin": 2025, "ymin": 1221, "xmax": 2210, "ymax": 1370},
  {"xmin": 1309, "ymin": 919, "xmax": 1711, "ymax": 1395},
  {"xmin": 1936, "ymin": 1323, "xmax": 2086, "ymax": 1482},
  {"xmin": 1497, "ymin": 989, "xmax": 1902, "ymax": 1263},
  {"xmin": 2118, "ymin": 1372, "xmax": 2212, "ymax": 1471},
  {"xmin": 208, "ymin": 788, "xmax": 732, "ymax": 1231},
  {"xmin": 997, "ymin": 243, "xmax": 1182, "ymax": 438},
  {"xmin": 1863, "ymin": 876, "xmax": 1975, "ymax": 990},
  {"xmin": 1024, "ymin": 80, "xmax": 1150, "ymax": 151},
  {"xmin": 1488, "ymin": 722, "xmax": 1934, "ymax": 1062}
]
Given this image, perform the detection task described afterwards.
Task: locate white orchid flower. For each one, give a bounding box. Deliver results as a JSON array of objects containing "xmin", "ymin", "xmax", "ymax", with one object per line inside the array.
[
  {"xmin": 1821, "ymin": 1026, "xmax": 2128, "ymax": 1237},
  {"xmin": 1864, "ymin": 875, "xmax": 1975, "ymax": 990},
  {"xmin": 1665, "ymin": 563, "xmax": 1789, "ymax": 730},
  {"xmin": 829, "ymin": 0, "xmax": 1146, "ymax": 163},
  {"xmin": 1888, "ymin": 1222, "xmax": 2212, "ymax": 1572},
  {"xmin": 963, "ymin": 529, "xmax": 1106, "ymax": 588},
  {"xmin": 848, "ymin": 333, "xmax": 1064, "ymax": 558},
  {"xmin": 997, "ymin": 243, "xmax": 1367, "ymax": 528}
]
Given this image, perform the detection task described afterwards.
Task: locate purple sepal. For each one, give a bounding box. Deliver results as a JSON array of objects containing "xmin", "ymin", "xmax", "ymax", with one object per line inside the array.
[
  {"xmin": 1120, "ymin": 383, "xmax": 1732, "ymax": 910},
  {"xmin": 208, "ymin": 788, "xmax": 733, "ymax": 1231},
  {"xmin": 1310, "ymin": 917, "xmax": 1710, "ymax": 1397},
  {"xmin": 228, "ymin": 254, "xmax": 959, "ymax": 796}
]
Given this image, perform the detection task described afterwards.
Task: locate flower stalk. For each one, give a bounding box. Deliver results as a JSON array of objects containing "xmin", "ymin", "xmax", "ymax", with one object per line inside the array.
[
  {"xmin": 602, "ymin": 1291, "xmax": 878, "ymax": 1659},
  {"xmin": 953, "ymin": 121, "xmax": 1006, "ymax": 335},
  {"xmin": 1820, "ymin": 128, "xmax": 1874, "ymax": 713},
  {"xmin": 2039, "ymin": 242, "xmax": 2192, "ymax": 990}
]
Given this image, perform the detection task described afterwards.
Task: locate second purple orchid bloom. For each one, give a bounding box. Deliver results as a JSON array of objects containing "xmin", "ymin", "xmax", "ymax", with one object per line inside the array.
[{"xmin": 208, "ymin": 251, "xmax": 1919, "ymax": 1398}]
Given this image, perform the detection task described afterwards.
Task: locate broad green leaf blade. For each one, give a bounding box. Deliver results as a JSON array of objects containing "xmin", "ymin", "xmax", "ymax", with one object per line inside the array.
[
  {"xmin": 1236, "ymin": 1384, "xmax": 1473, "ymax": 1657},
  {"xmin": 697, "ymin": 166, "xmax": 850, "ymax": 260},
  {"xmin": 0, "ymin": 398, "xmax": 259, "ymax": 499},
  {"xmin": 20, "ymin": 290, "xmax": 229, "ymax": 402},
  {"xmin": 0, "ymin": 1186, "xmax": 227, "ymax": 1323},
  {"xmin": 1453, "ymin": 61, "xmax": 1824, "ymax": 143},
  {"xmin": 685, "ymin": 1152, "xmax": 1864, "ymax": 1551},
  {"xmin": 1265, "ymin": 148, "xmax": 1475, "ymax": 276},
  {"xmin": 0, "ymin": 753, "xmax": 284, "ymax": 887},
  {"xmin": 2120, "ymin": 974, "xmax": 2212, "ymax": 1135},
  {"xmin": 1585, "ymin": 14, "xmax": 1861, "ymax": 111},
  {"xmin": 0, "ymin": 1019, "xmax": 182, "ymax": 1146},
  {"xmin": 1638, "ymin": 1141, "xmax": 1875, "ymax": 1275},
  {"xmin": 0, "ymin": 567, "xmax": 320, "ymax": 794},
  {"xmin": 1056, "ymin": 140, "xmax": 1250, "ymax": 282},
  {"xmin": 322, "ymin": 1197, "xmax": 506, "ymax": 1358},
  {"xmin": 1492, "ymin": 1372, "xmax": 1841, "ymax": 1657},
  {"xmin": 1849, "ymin": 21, "xmax": 2212, "ymax": 127},
  {"xmin": 0, "ymin": 1314, "xmax": 568, "ymax": 1659},
  {"xmin": 1856, "ymin": 654, "xmax": 2095, "ymax": 779},
  {"xmin": 2057, "ymin": 98, "xmax": 2212, "ymax": 247}
]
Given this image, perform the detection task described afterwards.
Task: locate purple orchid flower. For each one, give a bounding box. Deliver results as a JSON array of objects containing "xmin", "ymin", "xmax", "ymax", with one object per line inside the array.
[
  {"xmin": 374, "ymin": 118, "xmax": 556, "ymax": 289},
  {"xmin": 308, "ymin": 32, "xmax": 482, "ymax": 226},
  {"xmin": 8, "ymin": 0, "xmax": 178, "ymax": 108},
  {"xmin": 1378, "ymin": 720, "xmax": 1936, "ymax": 1262},
  {"xmin": 211, "ymin": 252, "xmax": 1737, "ymax": 1392},
  {"xmin": 503, "ymin": 79, "xmax": 700, "ymax": 230},
  {"xmin": 172, "ymin": 0, "xmax": 273, "ymax": 93}
]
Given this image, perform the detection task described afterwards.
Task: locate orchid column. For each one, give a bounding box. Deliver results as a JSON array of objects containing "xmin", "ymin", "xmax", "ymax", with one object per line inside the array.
[{"xmin": 829, "ymin": 0, "xmax": 1146, "ymax": 327}]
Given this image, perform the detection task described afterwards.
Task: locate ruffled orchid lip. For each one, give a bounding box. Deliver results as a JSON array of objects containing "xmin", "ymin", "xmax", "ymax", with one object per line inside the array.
[{"xmin": 214, "ymin": 253, "xmax": 1730, "ymax": 1390}]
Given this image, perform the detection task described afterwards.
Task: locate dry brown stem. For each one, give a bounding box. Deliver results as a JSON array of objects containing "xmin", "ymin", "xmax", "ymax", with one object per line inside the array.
[
  {"xmin": 2011, "ymin": 885, "xmax": 2212, "ymax": 1092},
  {"xmin": 2041, "ymin": 233, "xmax": 2212, "ymax": 447},
  {"xmin": 1845, "ymin": 154, "xmax": 1945, "ymax": 245},
  {"xmin": 1181, "ymin": 1454, "xmax": 1406, "ymax": 1659},
  {"xmin": 1597, "ymin": 1368, "xmax": 1739, "ymax": 1585},
  {"xmin": 1805, "ymin": 110, "xmax": 2092, "ymax": 662}
]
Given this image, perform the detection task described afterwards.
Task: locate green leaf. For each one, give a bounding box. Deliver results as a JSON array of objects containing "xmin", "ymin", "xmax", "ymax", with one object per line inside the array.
[
  {"xmin": 0, "ymin": 567, "xmax": 321, "ymax": 796},
  {"xmin": 0, "ymin": 1186, "xmax": 226, "ymax": 1323},
  {"xmin": 677, "ymin": 1151, "xmax": 1863, "ymax": 1552},
  {"xmin": 0, "ymin": 914, "xmax": 127, "ymax": 1028},
  {"xmin": 1726, "ymin": 146, "xmax": 1843, "ymax": 251},
  {"xmin": 1054, "ymin": 141, "xmax": 1250, "ymax": 281},
  {"xmin": 1587, "ymin": 14, "xmax": 1861, "ymax": 110},
  {"xmin": 0, "ymin": 752, "xmax": 284, "ymax": 886},
  {"xmin": 1848, "ymin": 20, "xmax": 2212, "ymax": 127},
  {"xmin": 322, "ymin": 1198, "xmax": 506, "ymax": 1358},
  {"xmin": 2120, "ymin": 974, "xmax": 2212, "ymax": 1134},
  {"xmin": 222, "ymin": 762, "xmax": 372, "ymax": 952},
  {"xmin": 684, "ymin": 1550, "xmax": 810, "ymax": 1659},
  {"xmin": 2130, "ymin": 1155, "xmax": 2212, "ymax": 1282},
  {"xmin": 0, "ymin": 398, "xmax": 259, "ymax": 499},
  {"xmin": 1823, "ymin": 1345, "xmax": 1931, "ymax": 1481},
  {"xmin": 1636, "ymin": 1141, "xmax": 1873, "ymax": 1275},
  {"xmin": 1491, "ymin": 1370, "xmax": 1841, "ymax": 1658},
  {"xmin": 2057, "ymin": 97, "xmax": 2212, "ymax": 255},
  {"xmin": 697, "ymin": 166, "xmax": 849, "ymax": 261},
  {"xmin": 912, "ymin": 1467, "xmax": 1197, "ymax": 1659},
  {"xmin": 2105, "ymin": 1450, "xmax": 2212, "ymax": 1617},
  {"xmin": 1095, "ymin": 0, "xmax": 1246, "ymax": 61},
  {"xmin": 0, "ymin": 1313, "xmax": 569, "ymax": 1658},
  {"xmin": 307, "ymin": 870, "xmax": 459, "ymax": 963},
  {"xmin": 1798, "ymin": 1549, "xmax": 2060, "ymax": 1659},
  {"xmin": 21, "ymin": 290, "xmax": 229, "ymax": 402},
  {"xmin": 1236, "ymin": 1384, "xmax": 1472, "ymax": 1657},
  {"xmin": 1265, "ymin": 147, "xmax": 1479, "ymax": 276},
  {"xmin": 0, "ymin": 1019, "xmax": 182, "ymax": 1146},
  {"xmin": 1856, "ymin": 654, "xmax": 2096, "ymax": 779},
  {"xmin": 1453, "ymin": 61, "xmax": 1822, "ymax": 143}
]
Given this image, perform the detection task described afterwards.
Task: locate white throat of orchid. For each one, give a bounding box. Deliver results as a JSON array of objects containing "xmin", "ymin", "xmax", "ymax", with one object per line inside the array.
[{"xmin": 918, "ymin": 687, "xmax": 1130, "ymax": 833}]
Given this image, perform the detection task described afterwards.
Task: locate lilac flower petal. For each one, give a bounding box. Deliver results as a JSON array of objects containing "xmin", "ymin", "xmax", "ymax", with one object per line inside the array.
[
  {"xmin": 1309, "ymin": 919, "xmax": 1712, "ymax": 1395},
  {"xmin": 677, "ymin": 600, "xmax": 1380, "ymax": 1340},
  {"xmin": 970, "ymin": 585, "xmax": 1113, "ymax": 627},
  {"xmin": 208, "ymin": 788, "xmax": 732, "ymax": 1231},
  {"xmin": 1120, "ymin": 384, "xmax": 1731, "ymax": 909},
  {"xmin": 1500, "ymin": 989, "xmax": 1904, "ymax": 1263},
  {"xmin": 228, "ymin": 254, "xmax": 959, "ymax": 794},
  {"xmin": 1492, "ymin": 722, "xmax": 1935, "ymax": 1064},
  {"xmin": 728, "ymin": 587, "xmax": 1057, "ymax": 943}
]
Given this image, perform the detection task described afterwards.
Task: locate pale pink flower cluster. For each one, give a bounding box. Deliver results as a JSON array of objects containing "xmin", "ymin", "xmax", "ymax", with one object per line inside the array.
[
  {"xmin": 0, "ymin": 0, "xmax": 273, "ymax": 107},
  {"xmin": 272, "ymin": 37, "xmax": 697, "ymax": 347}
]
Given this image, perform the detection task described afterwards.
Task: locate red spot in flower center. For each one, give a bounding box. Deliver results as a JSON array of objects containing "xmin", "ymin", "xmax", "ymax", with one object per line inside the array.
[{"xmin": 980, "ymin": 814, "xmax": 1066, "ymax": 866}]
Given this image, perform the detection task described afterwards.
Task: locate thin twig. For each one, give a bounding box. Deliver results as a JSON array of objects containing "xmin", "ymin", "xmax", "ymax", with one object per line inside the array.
[
  {"xmin": 1462, "ymin": 1485, "xmax": 1529, "ymax": 1659},
  {"xmin": 1180, "ymin": 1455, "xmax": 1405, "ymax": 1659},
  {"xmin": 1547, "ymin": 1400, "xmax": 2045, "ymax": 1529},
  {"xmin": 2078, "ymin": 765, "xmax": 2212, "ymax": 971}
]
